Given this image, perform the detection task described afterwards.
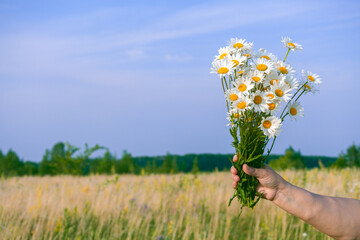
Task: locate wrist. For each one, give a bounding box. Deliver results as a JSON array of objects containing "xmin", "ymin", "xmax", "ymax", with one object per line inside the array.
[{"xmin": 272, "ymin": 177, "xmax": 292, "ymax": 205}]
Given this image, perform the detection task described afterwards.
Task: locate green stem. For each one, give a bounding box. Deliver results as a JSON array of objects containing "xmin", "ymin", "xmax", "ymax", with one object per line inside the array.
[
  {"xmin": 224, "ymin": 76, "xmax": 229, "ymax": 90},
  {"xmin": 264, "ymin": 136, "xmax": 277, "ymax": 162},
  {"xmin": 281, "ymin": 112, "xmax": 289, "ymax": 121},
  {"xmin": 279, "ymin": 81, "xmax": 308, "ymax": 119},
  {"xmin": 283, "ymin": 48, "xmax": 290, "ymax": 62},
  {"xmin": 295, "ymin": 89, "xmax": 305, "ymax": 102},
  {"xmin": 221, "ymin": 77, "xmax": 229, "ymax": 112}
]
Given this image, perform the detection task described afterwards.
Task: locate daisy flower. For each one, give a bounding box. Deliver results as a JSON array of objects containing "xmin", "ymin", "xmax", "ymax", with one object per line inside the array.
[
  {"xmin": 234, "ymin": 67, "xmax": 248, "ymax": 78},
  {"xmin": 302, "ymin": 81, "xmax": 319, "ymax": 95},
  {"xmin": 248, "ymin": 70, "xmax": 265, "ymax": 84},
  {"xmin": 283, "ymin": 75, "xmax": 299, "ymax": 90},
  {"xmin": 234, "ymin": 77, "xmax": 254, "ymax": 95},
  {"xmin": 267, "ymin": 100, "xmax": 280, "ymax": 113},
  {"xmin": 225, "ymin": 88, "xmax": 241, "ymax": 102},
  {"xmin": 276, "ymin": 61, "xmax": 296, "ymax": 75},
  {"xmin": 231, "ymin": 95, "xmax": 252, "ymax": 113},
  {"xmin": 264, "ymin": 71, "xmax": 285, "ymax": 87},
  {"xmin": 271, "ymin": 82, "xmax": 292, "ymax": 102},
  {"xmin": 216, "ymin": 46, "xmax": 232, "ymax": 60},
  {"xmin": 260, "ymin": 116, "xmax": 282, "ymax": 138},
  {"xmin": 287, "ymin": 101, "xmax": 304, "ymax": 120},
  {"xmin": 242, "ymin": 50, "xmax": 253, "ymax": 59},
  {"xmin": 227, "ymin": 53, "xmax": 247, "ymax": 68},
  {"xmin": 301, "ymin": 70, "xmax": 322, "ymax": 84},
  {"xmin": 252, "ymin": 58, "xmax": 274, "ymax": 74},
  {"xmin": 281, "ymin": 36, "xmax": 303, "ymax": 51},
  {"xmin": 229, "ymin": 38, "xmax": 253, "ymax": 52},
  {"xmin": 210, "ymin": 59, "xmax": 234, "ymax": 78},
  {"xmin": 265, "ymin": 91, "xmax": 276, "ymax": 102},
  {"xmin": 251, "ymin": 90, "xmax": 270, "ymax": 112},
  {"xmin": 256, "ymin": 48, "xmax": 278, "ymax": 62},
  {"xmin": 226, "ymin": 112, "xmax": 242, "ymax": 127}
]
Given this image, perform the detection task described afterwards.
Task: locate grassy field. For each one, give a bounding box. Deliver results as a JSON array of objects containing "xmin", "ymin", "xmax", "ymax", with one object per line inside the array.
[{"xmin": 0, "ymin": 168, "xmax": 359, "ymax": 240}]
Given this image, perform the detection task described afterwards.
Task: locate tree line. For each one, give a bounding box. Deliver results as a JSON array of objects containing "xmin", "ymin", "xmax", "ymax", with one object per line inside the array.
[{"xmin": 0, "ymin": 142, "xmax": 359, "ymax": 177}]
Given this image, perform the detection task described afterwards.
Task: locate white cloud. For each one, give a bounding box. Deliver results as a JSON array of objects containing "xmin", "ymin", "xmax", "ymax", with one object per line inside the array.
[
  {"xmin": 164, "ymin": 54, "xmax": 192, "ymax": 63},
  {"xmin": 0, "ymin": 0, "xmax": 346, "ymax": 86}
]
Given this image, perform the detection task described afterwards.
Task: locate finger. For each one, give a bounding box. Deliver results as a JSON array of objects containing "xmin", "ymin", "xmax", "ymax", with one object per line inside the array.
[
  {"xmin": 232, "ymin": 174, "xmax": 240, "ymax": 182},
  {"xmin": 243, "ymin": 164, "xmax": 267, "ymax": 179},
  {"xmin": 232, "ymin": 181, "xmax": 237, "ymax": 189},
  {"xmin": 255, "ymin": 185, "xmax": 266, "ymax": 198},
  {"xmin": 230, "ymin": 166, "xmax": 238, "ymax": 175},
  {"xmin": 233, "ymin": 155, "xmax": 238, "ymax": 163}
]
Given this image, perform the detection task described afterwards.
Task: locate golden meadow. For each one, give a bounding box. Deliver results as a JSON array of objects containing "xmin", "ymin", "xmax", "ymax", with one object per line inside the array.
[{"xmin": 0, "ymin": 169, "xmax": 359, "ymax": 240}]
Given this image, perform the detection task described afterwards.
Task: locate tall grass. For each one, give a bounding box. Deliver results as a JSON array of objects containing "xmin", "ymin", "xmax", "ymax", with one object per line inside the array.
[{"xmin": 0, "ymin": 168, "xmax": 359, "ymax": 239}]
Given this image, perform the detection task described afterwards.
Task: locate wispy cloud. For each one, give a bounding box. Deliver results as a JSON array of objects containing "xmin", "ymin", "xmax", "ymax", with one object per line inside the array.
[{"xmin": 0, "ymin": 0, "xmax": 349, "ymax": 86}]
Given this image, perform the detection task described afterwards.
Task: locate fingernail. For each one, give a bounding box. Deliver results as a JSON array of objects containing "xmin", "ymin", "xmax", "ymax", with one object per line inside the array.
[
  {"xmin": 230, "ymin": 166, "xmax": 238, "ymax": 174},
  {"xmin": 233, "ymin": 155, "xmax": 238, "ymax": 163},
  {"xmin": 232, "ymin": 181, "xmax": 237, "ymax": 189}
]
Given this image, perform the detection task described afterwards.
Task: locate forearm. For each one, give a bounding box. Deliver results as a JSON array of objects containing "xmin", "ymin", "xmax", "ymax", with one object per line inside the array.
[{"xmin": 273, "ymin": 181, "xmax": 360, "ymax": 239}]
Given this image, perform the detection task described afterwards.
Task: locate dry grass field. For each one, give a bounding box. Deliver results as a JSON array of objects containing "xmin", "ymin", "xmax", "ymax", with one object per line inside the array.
[{"xmin": 0, "ymin": 168, "xmax": 359, "ymax": 240}]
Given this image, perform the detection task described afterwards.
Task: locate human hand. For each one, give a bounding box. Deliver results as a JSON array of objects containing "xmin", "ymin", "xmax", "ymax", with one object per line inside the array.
[{"xmin": 231, "ymin": 155, "xmax": 288, "ymax": 201}]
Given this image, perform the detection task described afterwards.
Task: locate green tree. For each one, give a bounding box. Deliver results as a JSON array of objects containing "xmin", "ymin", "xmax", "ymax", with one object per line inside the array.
[
  {"xmin": 171, "ymin": 157, "xmax": 179, "ymax": 174},
  {"xmin": 152, "ymin": 159, "xmax": 157, "ymax": 173},
  {"xmin": 159, "ymin": 154, "xmax": 172, "ymax": 173},
  {"xmin": 115, "ymin": 150, "xmax": 135, "ymax": 174},
  {"xmin": 0, "ymin": 150, "xmax": 23, "ymax": 176},
  {"xmin": 97, "ymin": 151, "xmax": 114, "ymax": 174},
  {"xmin": 269, "ymin": 146, "xmax": 305, "ymax": 170},
  {"xmin": 331, "ymin": 154, "xmax": 348, "ymax": 169},
  {"xmin": 40, "ymin": 142, "xmax": 103, "ymax": 175},
  {"xmin": 23, "ymin": 161, "xmax": 38, "ymax": 175},
  {"xmin": 144, "ymin": 160, "xmax": 152, "ymax": 173},
  {"xmin": 39, "ymin": 150, "xmax": 54, "ymax": 175},
  {"xmin": 346, "ymin": 144, "xmax": 360, "ymax": 167},
  {"xmin": 331, "ymin": 144, "xmax": 360, "ymax": 168},
  {"xmin": 191, "ymin": 157, "xmax": 199, "ymax": 174}
]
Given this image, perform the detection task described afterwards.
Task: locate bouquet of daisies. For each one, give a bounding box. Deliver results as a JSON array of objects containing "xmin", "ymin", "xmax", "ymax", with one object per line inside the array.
[{"xmin": 211, "ymin": 37, "xmax": 321, "ymax": 210}]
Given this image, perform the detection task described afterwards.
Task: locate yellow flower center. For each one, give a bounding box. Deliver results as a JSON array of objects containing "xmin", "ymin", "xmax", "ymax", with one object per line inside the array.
[
  {"xmin": 270, "ymin": 79, "xmax": 278, "ymax": 85},
  {"xmin": 254, "ymin": 95, "xmax": 262, "ymax": 104},
  {"xmin": 267, "ymin": 93, "xmax": 274, "ymax": 99},
  {"xmin": 285, "ymin": 81, "xmax": 291, "ymax": 88},
  {"xmin": 232, "ymin": 59, "xmax": 239, "ymax": 67},
  {"xmin": 261, "ymin": 55, "xmax": 270, "ymax": 60},
  {"xmin": 257, "ymin": 64, "xmax": 268, "ymax": 71},
  {"xmin": 218, "ymin": 67, "xmax": 229, "ymax": 74},
  {"xmin": 219, "ymin": 53, "xmax": 227, "ymax": 59},
  {"xmin": 290, "ymin": 107, "xmax": 297, "ymax": 116},
  {"xmin": 275, "ymin": 89, "xmax": 284, "ymax": 97},
  {"xmin": 237, "ymin": 70, "xmax": 244, "ymax": 77},
  {"xmin": 263, "ymin": 87, "xmax": 268, "ymax": 91},
  {"xmin": 278, "ymin": 67, "xmax": 288, "ymax": 74},
  {"xmin": 263, "ymin": 120, "xmax": 272, "ymax": 129},
  {"xmin": 287, "ymin": 42, "xmax": 296, "ymax": 48},
  {"xmin": 233, "ymin": 43, "xmax": 244, "ymax": 49},
  {"xmin": 252, "ymin": 76, "xmax": 261, "ymax": 82},
  {"xmin": 238, "ymin": 83, "xmax": 247, "ymax": 92},
  {"xmin": 237, "ymin": 102, "xmax": 247, "ymax": 109},
  {"xmin": 268, "ymin": 103, "xmax": 276, "ymax": 110},
  {"xmin": 229, "ymin": 94, "xmax": 238, "ymax": 101},
  {"xmin": 244, "ymin": 53, "xmax": 250, "ymax": 57},
  {"xmin": 232, "ymin": 113, "xmax": 241, "ymax": 118},
  {"xmin": 305, "ymin": 84, "xmax": 311, "ymax": 90},
  {"xmin": 308, "ymin": 75, "xmax": 315, "ymax": 81}
]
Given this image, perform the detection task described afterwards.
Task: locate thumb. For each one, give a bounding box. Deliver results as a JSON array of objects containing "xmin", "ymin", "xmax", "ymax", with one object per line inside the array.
[{"xmin": 243, "ymin": 164, "xmax": 267, "ymax": 179}]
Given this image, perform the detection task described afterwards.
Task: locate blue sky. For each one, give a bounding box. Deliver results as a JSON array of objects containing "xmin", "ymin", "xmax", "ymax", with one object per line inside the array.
[{"xmin": 1, "ymin": 0, "xmax": 359, "ymax": 161}]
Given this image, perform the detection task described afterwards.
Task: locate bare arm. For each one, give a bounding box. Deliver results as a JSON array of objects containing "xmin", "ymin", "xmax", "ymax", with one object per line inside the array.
[{"xmin": 231, "ymin": 155, "xmax": 360, "ymax": 240}]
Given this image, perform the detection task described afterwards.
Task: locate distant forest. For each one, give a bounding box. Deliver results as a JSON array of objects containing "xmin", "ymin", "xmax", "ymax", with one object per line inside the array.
[{"xmin": 0, "ymin": 142, "xmax": 359, "ymax": 177}]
